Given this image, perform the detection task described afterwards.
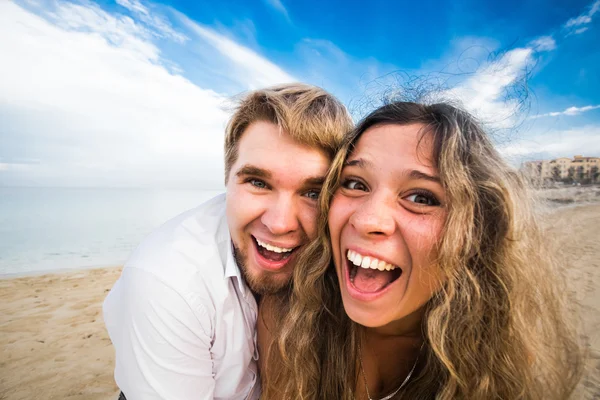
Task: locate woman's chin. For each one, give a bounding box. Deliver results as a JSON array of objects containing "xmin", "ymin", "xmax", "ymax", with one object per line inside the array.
[{"xmin": 340, "ymin": 294, "xmax": 392, "ymax": 328}]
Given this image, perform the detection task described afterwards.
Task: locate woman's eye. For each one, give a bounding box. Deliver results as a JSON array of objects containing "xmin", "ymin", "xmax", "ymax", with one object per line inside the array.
[
  {"xmin": 342, "ymin": 179, "xmax": 368, "ymax": 191},
  {"xmin": 249, "ymin": 179, "xmax": 267, "ymax": 189},
  {"xmin": 405, "ymin": 192, "xmax": 440, "ymax": 206},
  {"xmin": 304, "ymin": 189, "xmax": 320, "ymax": 200}
]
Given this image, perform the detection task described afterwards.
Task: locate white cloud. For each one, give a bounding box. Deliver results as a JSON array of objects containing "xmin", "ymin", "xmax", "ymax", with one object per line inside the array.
[
  {"xmin": 116, "ymin": 0, "xmax": 148, "ymax": 15},
  {"xmin": 46, "ymin": 1, "xmax": 160, "ymax": 62},
  {"xmin": 592, "ymin": 0, "xmax": 600, "ymax": 16},
  {"xmin": 0, "ymin": 0, "xmax": 303, "ymax": 188},
  {"xmin": 529, "ymin": 36, "xmax": 556, "ymax": 51},
  {"xmin": 530, "ymin": 104, "xmax": 600, "ymax": 119},
  {"xmin": 564, "ymin": 0, "xmax": 599, "ymax": 34},
  {"xmin": 175, "ymin": 11, "xmax": 296, "ymax": 89},
  {"xmin": 0, "ymin": 0, "xmax": 304, "ymax": 188},
  {"xmin": 0, "ymin": 1, "xmax": 235, "ymax": 188},
  {"xmin": 443, "ymin": 47, "xmax": 533, "ymax": 128},
  {"xmin": 566, "ymin": 15, "xmax": 592, "ymax": 27},
  {"xmin": 499, "ymin": 125, "xmax": 600, "ymax": 161},
  {"xmin": 315, "ymin": 36, "xmax": 538, "ymax": 128},
  {"xmin": 264, "ymin": 0, "xmax": 290, "ymax": 20},
  {"xmin": 115, "ymin": 0, "xmax": 188, "ymax": 43},
  {"xmin": 360, "ymin": 36, "xmax": 537, "ymax": 130}
]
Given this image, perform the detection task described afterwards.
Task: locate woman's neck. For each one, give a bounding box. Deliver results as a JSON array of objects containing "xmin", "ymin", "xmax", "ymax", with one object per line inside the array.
[
  {"xmin": 366, "ymin": 306, "xmax": 425, "ymax": 337},
  {"xmin": 355, "ymin": 311, "xmax": 425, "ymax": 399}
]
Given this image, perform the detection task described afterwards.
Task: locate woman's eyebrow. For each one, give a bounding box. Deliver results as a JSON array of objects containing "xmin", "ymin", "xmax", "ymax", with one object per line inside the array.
[
  {"xmin": 407, "ymin": 169, "xmax": 441, "ymax": 183},
  {"xmin": 344, "ymin": 158, "xmax": 372, "ymax": 168},
  {"xmin": 344, "ymin": 159, "xmax": 440, "ymax": 183}
]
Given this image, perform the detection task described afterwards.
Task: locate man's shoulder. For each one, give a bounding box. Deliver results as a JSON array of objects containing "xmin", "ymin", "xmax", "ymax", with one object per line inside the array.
[{"xmin": 123, "ymin": 193, "xmax": 230, "ymax": 291}]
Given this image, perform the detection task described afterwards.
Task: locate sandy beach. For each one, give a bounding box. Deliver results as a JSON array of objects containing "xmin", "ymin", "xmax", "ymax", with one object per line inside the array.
[
  {"xmin": 545, "ymin": 201, "xmax": 600, "ymax": 400},
  {"xmin": 1, "ymin": 190, "xmax": 599, "ymax": 399},
  {"xmin": 0, "ymin": 267, "xmax": 122, "ymax": 400}
]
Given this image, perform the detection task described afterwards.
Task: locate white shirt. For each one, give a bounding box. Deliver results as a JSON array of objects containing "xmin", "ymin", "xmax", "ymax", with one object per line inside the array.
[{"xmin": 103, "ymin": 194, "xmax": 260, "ymax": 400}]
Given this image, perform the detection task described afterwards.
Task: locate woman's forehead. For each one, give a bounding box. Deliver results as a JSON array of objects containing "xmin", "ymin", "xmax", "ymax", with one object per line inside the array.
[{"xmin": 349, "ymin": 124, "xmax": 436, "ymax": 168}]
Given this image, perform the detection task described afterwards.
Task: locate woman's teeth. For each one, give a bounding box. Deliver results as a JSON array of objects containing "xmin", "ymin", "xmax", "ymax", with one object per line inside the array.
[
  {"xmin": 256, "ymin": 238, "xmax": 294, "ymax": 253},
  {"xmin": 347, "ymin": 250, "xmax": 397, "ymax": 271}
]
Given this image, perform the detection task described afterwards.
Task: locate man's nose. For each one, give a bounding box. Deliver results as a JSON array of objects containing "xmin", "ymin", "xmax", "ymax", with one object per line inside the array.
[
  {"xmin": 261, "ymin": 195, "xmax": 300, "ymax": 235},
  {"xmin": 349, "ymin": 193, "xmax": 396, "ymax": 237}
]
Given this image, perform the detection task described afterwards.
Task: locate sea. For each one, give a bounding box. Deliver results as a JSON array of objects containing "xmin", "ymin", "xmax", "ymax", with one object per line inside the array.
[{"xmin": 0, "ymin": 187, "xmax": 223, "ymax": 276}]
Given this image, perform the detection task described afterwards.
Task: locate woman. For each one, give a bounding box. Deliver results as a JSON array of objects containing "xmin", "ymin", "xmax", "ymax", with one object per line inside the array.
[{"xmin": 258, "ymin": 101, "xmax": 583, "ymax": 399}]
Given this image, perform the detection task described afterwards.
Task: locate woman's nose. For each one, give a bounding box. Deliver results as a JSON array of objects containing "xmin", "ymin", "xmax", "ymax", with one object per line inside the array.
[{"xmin": 349, "ymin": 194, "xmax": 396, "ymax": 237}]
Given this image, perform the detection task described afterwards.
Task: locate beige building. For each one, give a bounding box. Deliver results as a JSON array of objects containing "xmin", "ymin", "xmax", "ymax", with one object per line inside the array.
[{"xmin": 522, "ymin": 155, "xmax": 600, "ymax": 183}]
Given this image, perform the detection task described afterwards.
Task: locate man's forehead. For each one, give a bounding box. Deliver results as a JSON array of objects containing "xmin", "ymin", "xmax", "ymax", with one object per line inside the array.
[
  {"xmin": 232, "ymin": 122, "xmax": 331, "ymax": 182},
  {"xmin": 237, "ymin": 121, "xmax": 328, "ymax": 157},
  {"xmin": 236, "ymin": 142, "xmax": 330, "ymax": 167}
]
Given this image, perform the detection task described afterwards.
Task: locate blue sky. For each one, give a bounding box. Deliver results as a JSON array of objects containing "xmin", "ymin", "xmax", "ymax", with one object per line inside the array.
[{"xmin": 1, "ymin": 0, "xmax": 599, "ymax": 188}]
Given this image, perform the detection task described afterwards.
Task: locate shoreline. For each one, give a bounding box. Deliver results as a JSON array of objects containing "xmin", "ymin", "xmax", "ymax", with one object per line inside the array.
[{"xmin": 0, "ymin": 264, "xmax": 124, "ymax": 280}]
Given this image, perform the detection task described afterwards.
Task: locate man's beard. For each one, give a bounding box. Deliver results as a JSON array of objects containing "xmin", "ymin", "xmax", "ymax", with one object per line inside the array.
[{"xmin": 232, "ymin": 242, "xmax": 291, "ymax": 295}]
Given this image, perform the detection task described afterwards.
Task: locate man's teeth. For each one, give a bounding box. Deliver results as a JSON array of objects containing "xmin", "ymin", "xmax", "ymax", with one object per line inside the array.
[
  {"xmin": 256, "ymin": 238, "xmax": 294, "ymax": 253},
  {"xmin": 347, "ymin": 250, "xmax": 397, "ymax": 271}
]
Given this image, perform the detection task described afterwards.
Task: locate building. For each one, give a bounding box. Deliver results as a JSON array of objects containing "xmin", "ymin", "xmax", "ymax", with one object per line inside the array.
[{"xmin": 522, "ymin": 155, "xmax": 600, "ymax": 183}]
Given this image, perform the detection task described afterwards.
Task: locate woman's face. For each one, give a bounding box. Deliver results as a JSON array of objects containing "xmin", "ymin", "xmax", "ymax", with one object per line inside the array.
[{"xmin": 328, "ymin": 123, "xmax": 448, "ymax": 330}]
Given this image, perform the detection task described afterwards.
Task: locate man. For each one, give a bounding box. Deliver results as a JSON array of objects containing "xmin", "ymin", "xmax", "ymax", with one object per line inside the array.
[{"xmin": 103, "ymin": 83, "xmax": 352, "ymax": 399}]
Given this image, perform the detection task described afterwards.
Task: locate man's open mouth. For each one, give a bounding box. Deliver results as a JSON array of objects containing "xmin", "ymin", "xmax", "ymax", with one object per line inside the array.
[
  {"xmin": 252, "ymin": 236, "xmax": 298, "ymax": 262},
  {"xmin": 347, "ymin": 249, "xmax": 402, "ymax": 293}
]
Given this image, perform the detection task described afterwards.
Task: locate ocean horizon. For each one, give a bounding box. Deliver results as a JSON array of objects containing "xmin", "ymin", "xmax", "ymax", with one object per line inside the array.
[{"xmin": 0, "ymin": 187, "xmax": 223, "ymax": 276}]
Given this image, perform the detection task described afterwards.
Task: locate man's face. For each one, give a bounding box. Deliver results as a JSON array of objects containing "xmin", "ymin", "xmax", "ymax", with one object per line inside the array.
[{"xmin": 226, "ymin": 120, "xmax": 330, "ymax": 295}]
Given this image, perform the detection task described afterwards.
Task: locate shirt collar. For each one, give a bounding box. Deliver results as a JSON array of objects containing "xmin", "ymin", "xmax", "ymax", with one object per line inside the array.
[
  {"xmin": 217, "ymin": 213, "xmax": 251, "ymax": 298},
  {"xmin": 226, "ymin": 240, "xmax": 249, "ymax": 297}
]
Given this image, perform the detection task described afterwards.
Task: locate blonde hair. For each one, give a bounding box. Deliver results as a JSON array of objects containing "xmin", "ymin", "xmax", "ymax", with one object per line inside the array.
[
  {"xmin": 224, "ymin": 83, "xmax": 353, "ymax": 183},
  {"xmin": 262, "ymin": 102, "xmax": 583, "ymax": 399}
]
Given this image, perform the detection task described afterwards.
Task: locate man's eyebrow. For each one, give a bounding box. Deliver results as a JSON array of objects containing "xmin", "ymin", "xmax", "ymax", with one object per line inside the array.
[
  {"xmin": 408, "ymin": 169, "xmax": 441, "ymax": 183},
  {"xmin": 235, "ymin": 165, "xmax": 271, "ymax": 179},
  {"xmin": 303, "ymin": 176, "xmax": 326, "ymax": 186}
]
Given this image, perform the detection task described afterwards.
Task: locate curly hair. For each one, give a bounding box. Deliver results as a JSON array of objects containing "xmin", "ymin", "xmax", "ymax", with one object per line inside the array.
[{"xmin": 260, "ymin": 101, "xmax": 583, "ymax": 399}]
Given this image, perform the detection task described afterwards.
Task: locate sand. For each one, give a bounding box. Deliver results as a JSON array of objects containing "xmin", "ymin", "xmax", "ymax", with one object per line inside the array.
[
  {"xmin": 535, "ymin": 185, "xmax": 600, "ymax": 206},
  {"xmin": 545, "ymin": 202, "xmax": 600, "ymax": 400},
  {"xmin": 1, "ymin": 194, "xmax": 599, "ymax": 399},
  {"xmin": 0, "ymin": 267, "xmax": 122, "ymax": 400}
]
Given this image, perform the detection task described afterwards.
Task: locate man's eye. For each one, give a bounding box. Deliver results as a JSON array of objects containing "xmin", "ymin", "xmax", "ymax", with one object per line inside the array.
[
  {"xmin": 342, "ymin": 178, "xmax": 368, "ymax": 191},
  {"xmin": 304, "ymin": 190, "xmax": 320, "ymax": 200},
  {"xmin": 249, "ymin": 179, "xmax": 267, "ymax": 189},
  {"xmin": 405, "ymin": 192, "xmax": 440, "ymax": 206}
]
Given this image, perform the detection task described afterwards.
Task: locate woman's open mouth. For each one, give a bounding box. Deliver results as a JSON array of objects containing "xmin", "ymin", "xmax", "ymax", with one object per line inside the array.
[{"xmin": 347, "ymin": 249, "xmax": 402, "ymax": 294}]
